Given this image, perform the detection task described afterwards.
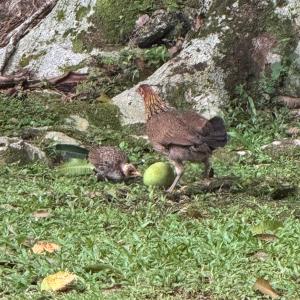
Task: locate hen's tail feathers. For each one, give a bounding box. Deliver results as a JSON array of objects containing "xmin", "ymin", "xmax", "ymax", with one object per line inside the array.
[{"xmin": 202, "ymin": 116, "xmax": 228, "ymax": 150}]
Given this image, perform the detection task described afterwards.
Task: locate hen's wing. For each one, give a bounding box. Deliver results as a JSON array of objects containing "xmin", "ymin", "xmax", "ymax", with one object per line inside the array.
[
  {"xmin": 180, "ymin": 112, "xmax": 227, "ymax": 149},
  {"xmin": 179, "ymin": 111, "xmax": 208, "ymax": 133},
  {"xmin": 146, "ymin": 111, "xmax": 204, "ymax": 147}
]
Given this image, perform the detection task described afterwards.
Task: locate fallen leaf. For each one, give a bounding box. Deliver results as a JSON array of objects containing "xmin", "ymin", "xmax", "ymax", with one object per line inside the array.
[
  {"xmin": 32, "ymin": 241, "xmax": 60, "ymax": 254},
  {"xmin": 41, "ymin": 271, "xmax": 76, "ymax": 292},
  {"xmin": 32, "ymin": 209, "xmax": 51, "ymax": 219},
  {"xmin": 286, "ymin": 127, "xmax": 300, "ymax": 137},
  {"xmin": 252, "ymin": 250, "xmax": 269, "ymax": 261},
  {"xmin": 251, "ymin": 220, "xmax": 283, "ymax": 234},
  {"xmin": 254, "ymin": 278, "xmax": 280, "ymax": 299},
  {"xmin": 254, "ymin": 233, "xmax": 278, "ymax": 242}
]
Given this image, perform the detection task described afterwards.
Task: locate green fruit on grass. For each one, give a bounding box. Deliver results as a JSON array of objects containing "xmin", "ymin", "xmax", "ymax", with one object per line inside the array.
[{"xmin": 143, "ymin": 162, "xmax": 175, "ymax": 187}]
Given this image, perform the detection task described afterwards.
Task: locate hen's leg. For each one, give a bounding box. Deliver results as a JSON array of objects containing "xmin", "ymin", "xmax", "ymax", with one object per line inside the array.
[
  {"xmin": 167, "ymin": 161, "xmax": 184, "ymax": 193},
  {"xmin": 202, "ymin": 157, "xmax": 214, "ymax": 178},
  {"xmin": 153, "ymin": 142, "xmax": 169, "ymax": 156}
]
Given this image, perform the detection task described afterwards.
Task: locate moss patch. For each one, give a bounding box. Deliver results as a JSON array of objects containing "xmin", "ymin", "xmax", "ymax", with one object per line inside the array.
[
  {"xmin": 86, "ymin": 102, "xmax": 121, "ymax": 130},
  {"xmin": 88, "ymin": 0, "xmax": 196, "ymax": 45},
  {"xmin": 165, "ymin": 83, "xmax": 196, "ymax": 110},
  {"xmin": 71, "ymin": 31, "xmax": 87, "ymax": 53},
  {"xmin": 55, "ymin": 9, "xmax": 65, "ymax": 21},
  {"xmin": 19, "ymin": 51, "xmax": 47, "ymax": 68},
  {"xmin": 75, "ymin": 5, "xmax": 91, "ymax": 21},
  {"xmin": 202, "ymin": 0, "xmax": 297, "ymax": 97},
  {"xmin": 59, "ymin": 61, "xmax": 86, "ymax": 73}
]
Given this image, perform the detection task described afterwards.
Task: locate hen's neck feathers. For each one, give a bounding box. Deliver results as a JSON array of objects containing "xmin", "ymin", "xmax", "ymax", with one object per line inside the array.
[{"xmin": 144, "ymin": 92, "xmax": 171, "ymax": 120}]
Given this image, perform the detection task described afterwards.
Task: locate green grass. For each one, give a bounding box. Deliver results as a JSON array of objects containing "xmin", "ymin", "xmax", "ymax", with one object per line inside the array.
[
  {"xmin": 0, "ymin": 94, "xmax": 299, "ymax": 299},
  {"xmin": 1, "ymin": 149, "xmax": 299, "ymax": 299}
]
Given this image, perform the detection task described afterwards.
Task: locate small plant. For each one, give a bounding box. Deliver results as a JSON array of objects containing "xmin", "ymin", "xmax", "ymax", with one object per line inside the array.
[
  {"xmin": 235, "ymin": 84, "xmax": 257, "ymax": 123},
  {"xmin": 144, "ymin": 45, "xmax": 170, "ymax": 68}
]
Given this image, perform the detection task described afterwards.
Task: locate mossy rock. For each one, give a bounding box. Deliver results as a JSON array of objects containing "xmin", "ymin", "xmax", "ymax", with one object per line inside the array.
[
  {"xmin": 86, "ymin": 103, "xmax": 121, "ymax": 130},
  {"xmin": 89, "ymin": 0, "xmax": 194, "ymax": 45}
]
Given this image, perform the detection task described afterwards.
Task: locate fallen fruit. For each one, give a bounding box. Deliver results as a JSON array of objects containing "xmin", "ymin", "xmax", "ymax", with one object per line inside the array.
[{"xmin": 143, "ymin": 162, "xmax": 175, "ymax": 187}]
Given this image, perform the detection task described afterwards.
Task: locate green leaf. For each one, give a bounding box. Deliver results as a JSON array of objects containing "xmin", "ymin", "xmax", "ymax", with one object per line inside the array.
[
  {"xmin": 271, "ymin": 62, "xmax": 283, "ymax": 80},
  {"xmin": 57, "ymin": 159, "xmax": 94, "ymax": 176},
  {"xmin": 247, "ymin": 96, "xmax": 257, "ymax": 117},
  {"xmin": 54, "ymin": 144, "xmax": 89, "ymax": 161}
]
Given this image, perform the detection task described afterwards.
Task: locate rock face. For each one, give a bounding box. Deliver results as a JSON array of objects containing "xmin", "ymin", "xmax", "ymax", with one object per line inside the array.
[
  {"xmin": 130, "ymin": 10, "xmax": 190, "ymax": 48},
  {"xmin": 0, "ymin": 0, "xmax": 95, "ymax": 77},
  {"xmin": 0, "ymin": 137, "xmax": 47, "ymax": 164},
  {"xmin": 1, "ymin": 0, "xmax": 300, "ymax": 125},
  {"xmin": 113, "ymin": 0, "xmax": 300, "ymax": 124},
  {"xmin": 44, "ymin": 131, "xmax": 81, "ymax": 145}
]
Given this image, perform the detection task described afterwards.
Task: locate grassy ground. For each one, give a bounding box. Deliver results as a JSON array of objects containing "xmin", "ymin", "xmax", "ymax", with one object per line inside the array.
[{"xmin": 0, "ymin": 94, "xmax": 299, "ymax": 299}]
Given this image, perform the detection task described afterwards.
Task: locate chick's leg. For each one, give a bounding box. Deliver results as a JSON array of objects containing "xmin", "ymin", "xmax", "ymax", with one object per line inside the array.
[
  {"xmin": 202, "ymin": 157, "xmax": 214, "ymax": 178},
  {"xmin": 167, "ymin": 161, "xmax": 184, "ymax": 193}
]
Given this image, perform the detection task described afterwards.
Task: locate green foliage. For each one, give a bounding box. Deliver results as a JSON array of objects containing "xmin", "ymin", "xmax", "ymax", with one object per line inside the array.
[
  {"xmin": 144, "ymin": 45, "xmax": 170, "ymax": 67},
  {"xmin": 71, "ymin": 31, "xmax": 86, "ymax": 53},
  {"xmin": 0, "ymin": 151, "xmax": 299, "ymax": 298},
  {"xmin": 0, "ymin": 95, "xmax": 62, "ymax": 135},
  {"xmin": 52, "ymin": 144, "xmax": 89, "ymax": 161},
  {"xmin": 225, "ymin": 60, "xmax": 291, "ymax": 154},
  {"xmin": 259, "ymin": 62, "xmax": 288, "ymax": 95},
  {"xmin": 86, "ymin": 46, "xmax": 170, "ymax": 98}
]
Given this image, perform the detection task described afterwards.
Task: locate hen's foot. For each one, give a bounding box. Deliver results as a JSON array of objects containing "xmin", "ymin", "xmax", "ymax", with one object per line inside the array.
[{"xmin": 202, "ymin": 167, "xmax": 214, "ymax": 178}]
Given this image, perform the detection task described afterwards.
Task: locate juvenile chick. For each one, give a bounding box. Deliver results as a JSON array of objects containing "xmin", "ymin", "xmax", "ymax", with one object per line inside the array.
[
  {"xmin": 137, "ymin": 84, "xmax": 228, "ymax": 192},
  {"xmin": 88, "ymin": 146, "xmax": 140, "ymax": 182}
]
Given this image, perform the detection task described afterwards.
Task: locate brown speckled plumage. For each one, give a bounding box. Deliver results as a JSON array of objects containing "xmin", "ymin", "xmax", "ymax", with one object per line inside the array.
[
  {"xmin": 137, "ymin": 84, "xmax": 228, "ymax": 192},
  {"xmin": 88, "ymin": 146, "xmax": 140, "ymax": 181}
]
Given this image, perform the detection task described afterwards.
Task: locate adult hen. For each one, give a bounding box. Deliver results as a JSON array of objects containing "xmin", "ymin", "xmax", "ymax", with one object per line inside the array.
[
  {"xmin": 88, "ymin": 146, "xmax": 140, "ymax": 182},
  {"xmin": 137, "ymin": 84, "xmax": 227, "ymax": 192}
]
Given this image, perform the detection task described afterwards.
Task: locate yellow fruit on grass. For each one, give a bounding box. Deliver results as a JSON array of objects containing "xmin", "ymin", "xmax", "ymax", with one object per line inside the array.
[{"xmin": 143, "ymin": 162, "xmax": 175, "ymax": 187}]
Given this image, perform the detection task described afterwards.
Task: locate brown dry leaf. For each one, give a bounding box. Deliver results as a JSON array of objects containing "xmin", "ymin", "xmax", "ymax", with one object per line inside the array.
[
  {"xmin": 254, "ymin": 278, "xmax": 280, "ymax": 299},
  {"xmin": 32, "ymin": 209, "xmax": 51, "ymax": 219},
  {"xmin": 278, "ymin": 95, "xmax": 300, "ymax": 109},
  {"xmin": 254, "ymin": 233, "xmax": 278, "ymax": 242},
  {"xmin": 252, "ymin": 251, "xmax": 269, "ymax": 261},
  {"xmin": 41, "ymin": 271, "xmax": 76, "ymax": 292},
  {"xmin": 32, "ymin": 241, "xmax": 60, "ymax": 254},
  {"xmin": 286, "ymin": 127, "xmax": 300, "ymax": 137}
]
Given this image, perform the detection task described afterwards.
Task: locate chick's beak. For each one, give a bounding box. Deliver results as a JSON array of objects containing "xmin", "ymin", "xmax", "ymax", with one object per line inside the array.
[{"xmin": 132, "ymin": 170, "xmax": 142, "ymax": 177}]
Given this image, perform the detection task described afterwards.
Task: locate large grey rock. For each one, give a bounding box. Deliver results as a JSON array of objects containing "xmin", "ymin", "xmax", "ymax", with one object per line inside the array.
[
  {"xmin": 112, "ymin": 34, "xmax": 227, "ymax": 124},
  {"xmin": 44, "ymin": 131, "xmax": 81, "ymax": 145},
  {"xmin": 0, "ymin": 0, "xmax": 96, "ymax": 77},
  {"xmin": 130, "ymin": 10, "xmax": 190, "ymax": 48}
]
